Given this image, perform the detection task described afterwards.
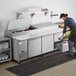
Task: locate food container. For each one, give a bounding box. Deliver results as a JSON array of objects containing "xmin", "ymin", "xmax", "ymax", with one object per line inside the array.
[
  {"xmin": 0, "ymin": 54, "xmax": 9, "ymax": 61},
  {"xmin": 1, "ymin": 56, "xmax": 5, "ymax": 60},
  {"xmin": 0, "ymin": 56, "xmax": 2, "ymax": 61},
  {"xmin": 0, "ymin": 44, "xmax": 2, "ymax": 50},
  {"xmin": 4, "ymin": 54, "xmax": 8, "ymax": 60},
  {"xmin": 2, "ymin": 42, "xmax": 9, "ymax": 49},
  {"xmin": 55, "ymin": 42, "xmax": 62, "ymax": 50},
  {"xmin": 62, "ymin": 41, "xmax": 69, "ymax": 52},
  {"xmin": 55, "ymin": 41, "xmax": 69, "ymax": 52}
]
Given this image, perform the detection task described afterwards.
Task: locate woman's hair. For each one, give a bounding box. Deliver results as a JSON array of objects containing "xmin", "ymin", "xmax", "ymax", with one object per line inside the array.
[{"xmin": 60, "ymin": 13, "xmax": 68, "ymax": 18}]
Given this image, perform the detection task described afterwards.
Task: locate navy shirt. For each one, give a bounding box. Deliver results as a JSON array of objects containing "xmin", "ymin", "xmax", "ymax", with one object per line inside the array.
[{"xmin": 63, "ymin": 17, "xmax": 76, "ymax": 33}]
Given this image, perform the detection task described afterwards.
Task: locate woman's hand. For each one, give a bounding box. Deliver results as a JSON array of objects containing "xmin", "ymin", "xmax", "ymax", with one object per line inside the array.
[
  {"xmin": 59, "ymin": 36, "xmax": 64, "ymax": 40},
  {"xmin": 59, "ymin": 33, "xmax": 64, "ymax": 40}
]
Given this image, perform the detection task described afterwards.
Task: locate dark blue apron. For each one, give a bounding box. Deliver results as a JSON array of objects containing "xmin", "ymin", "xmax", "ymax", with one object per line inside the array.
[{"xmin": 69, "ymin": 26, "xmax": 76, "ymax": 41}]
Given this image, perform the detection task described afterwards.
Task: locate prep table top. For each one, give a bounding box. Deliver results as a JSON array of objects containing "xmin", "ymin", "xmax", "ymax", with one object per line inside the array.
[{"xmin": 12, "ymin": 23, "xmax": 63, "ymax": 40}]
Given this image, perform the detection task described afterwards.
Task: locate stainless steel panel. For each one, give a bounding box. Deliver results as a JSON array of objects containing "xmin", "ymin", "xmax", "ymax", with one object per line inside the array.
[
  {"xmin": 28, "ymin": 37, "xmax": 41, "ymax": 57},
  {"xmin": 18, "ymin": 40, "xmax": 27, "ymax": 60},
  {"xmin": 42, "ymin": 34, "xmax": 54, "ymax": 53},
  {"xmin": 13, "ymin": 39, "xmax": 27, "ymax": 61}
]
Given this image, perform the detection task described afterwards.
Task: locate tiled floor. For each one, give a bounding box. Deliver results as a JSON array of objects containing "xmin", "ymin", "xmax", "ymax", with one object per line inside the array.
[
  {"xmin": 0, "ymin": 61, "xmax": 17, "ymax": 76},
  {"xmin": 0, "ymin": 59, "xmax": 76, "ymax": 76}
]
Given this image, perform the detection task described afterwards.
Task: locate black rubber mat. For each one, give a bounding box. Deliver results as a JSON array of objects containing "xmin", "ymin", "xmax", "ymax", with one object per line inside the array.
[{"xmin": 6, "ymin": 51, "xmax": 76, "ymax": 76}]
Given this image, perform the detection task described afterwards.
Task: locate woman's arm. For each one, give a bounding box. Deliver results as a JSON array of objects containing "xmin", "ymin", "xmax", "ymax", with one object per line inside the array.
[
  {"xmin": 60, "ymin": 20, "xmax": 68, "ymax": 40},
  {"xmin": 63, "ymin": 20, "xmax": 67, "ymax": 33},
  {"xmin": 60, "ymin": 33, "xmax": 65, "ymax": 40}
]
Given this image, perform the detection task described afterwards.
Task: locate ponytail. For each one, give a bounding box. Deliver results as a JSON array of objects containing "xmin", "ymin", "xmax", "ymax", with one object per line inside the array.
[
  {"xmin": 65, "ymin": 14, "xmax": 68, "ymax": 17},
  {"xmin": 60, "ymin": 13, "xmax": 68, "ymax": 18}
]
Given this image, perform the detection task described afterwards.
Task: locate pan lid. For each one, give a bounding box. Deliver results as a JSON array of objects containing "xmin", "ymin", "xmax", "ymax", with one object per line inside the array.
[{"xmin": 6, "ymin": 15, "xmax": 32, "ymax": 31}]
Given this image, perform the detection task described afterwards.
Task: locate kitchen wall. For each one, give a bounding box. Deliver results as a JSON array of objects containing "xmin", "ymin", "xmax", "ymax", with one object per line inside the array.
[{"xmin": 0, "ymin": 0, "xmax": 76, "ymax": 36}]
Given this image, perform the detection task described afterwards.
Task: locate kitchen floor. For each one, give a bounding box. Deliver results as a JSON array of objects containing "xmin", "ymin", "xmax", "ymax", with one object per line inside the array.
[{"xmin": 1, "ymin": 59, "xmax": 76, "ymax": 76}]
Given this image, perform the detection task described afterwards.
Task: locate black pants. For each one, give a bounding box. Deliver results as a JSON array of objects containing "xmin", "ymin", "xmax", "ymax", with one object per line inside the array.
[{"xmin": 68, "ymin": 40, "xmax": 76, "ymax": 55}]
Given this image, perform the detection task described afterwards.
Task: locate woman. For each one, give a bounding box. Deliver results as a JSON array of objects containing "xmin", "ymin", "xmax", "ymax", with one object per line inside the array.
[{"xmin": 60, "ymin": 13, "xmax": 76, "ymax": 56}]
